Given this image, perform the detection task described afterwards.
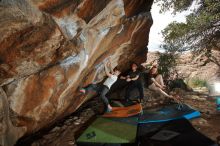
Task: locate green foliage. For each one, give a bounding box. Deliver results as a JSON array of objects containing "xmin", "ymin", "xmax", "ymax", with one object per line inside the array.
[
  {"xmin": 156, "ymin": 0, "xmax": 220, "ymax": 53},
  {"xmin": 157, "ymin": 52, "xmax": 178, "ymax": 81},
  {"xmin": 188, "ymin": 78, "xmax": 207, "ymax": 87},
  {"xmin": 154, "ymin": 0, "xmax": 219, "ymax": 85},
  {"xmin": 155, "ymin": 0, "xmax": 194, "ymax": 14}
]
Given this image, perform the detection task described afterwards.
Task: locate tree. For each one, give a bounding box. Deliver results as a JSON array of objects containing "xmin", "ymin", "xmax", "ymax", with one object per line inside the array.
[
  {"xmin": 156, "ymin": 0, "xmax": 220, "ymax": 53},
  {"xmin": 157, "ymin": 52, "xmax": 178, "ymax": 82}
]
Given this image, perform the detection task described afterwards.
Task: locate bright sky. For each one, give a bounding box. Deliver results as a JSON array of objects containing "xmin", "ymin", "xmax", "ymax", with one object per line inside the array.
[{"xmin": 148, "ymin": 2, "xmax": 196, "ymax": 52}]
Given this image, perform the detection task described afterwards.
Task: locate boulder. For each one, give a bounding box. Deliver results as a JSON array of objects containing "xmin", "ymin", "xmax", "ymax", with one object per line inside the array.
[{"xmin": 0, "ymin": 0, "xmax": 153, "ymax": 145}]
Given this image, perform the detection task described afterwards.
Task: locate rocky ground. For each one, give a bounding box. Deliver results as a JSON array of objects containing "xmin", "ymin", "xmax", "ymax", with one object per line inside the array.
[{"xmin": 16, "ymin": 87, "xmax": 220, "ymax": 146}]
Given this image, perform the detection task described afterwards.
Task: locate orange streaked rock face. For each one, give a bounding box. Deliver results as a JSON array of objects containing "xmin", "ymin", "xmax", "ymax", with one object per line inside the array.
[{"xmin": 0, "ymin": 0, "xmax": 153, "ymax": 145}]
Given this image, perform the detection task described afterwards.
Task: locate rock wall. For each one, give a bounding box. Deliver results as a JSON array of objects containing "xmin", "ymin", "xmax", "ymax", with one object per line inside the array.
[
  {"xmin": 176, "ymin": 51, "xmax": 220, "ymax": 84},
  {"xmin": 147, "ymin": 51, "xmax": 220, "ymax": 84},
  {"xmin": 0, "ymin": 0, "xmax": 153, "ymax": 145}
]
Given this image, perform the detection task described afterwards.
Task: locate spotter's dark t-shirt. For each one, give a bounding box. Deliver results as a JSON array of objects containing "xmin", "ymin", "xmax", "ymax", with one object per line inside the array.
[{"xmin": 127, "ymin": 70, "xmax": 141, "ymax": 83}]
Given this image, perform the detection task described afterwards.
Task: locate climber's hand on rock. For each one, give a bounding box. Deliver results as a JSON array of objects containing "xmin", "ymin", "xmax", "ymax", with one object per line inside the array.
[{"xmin": 105, "ymin": 61, "xmax": 111, "ymax": 67}]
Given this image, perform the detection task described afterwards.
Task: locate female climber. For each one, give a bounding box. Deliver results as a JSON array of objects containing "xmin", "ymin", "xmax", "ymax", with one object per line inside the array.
[{"xmin": 79, "ymin": 60, "xmax": 121, "ymax": 112}]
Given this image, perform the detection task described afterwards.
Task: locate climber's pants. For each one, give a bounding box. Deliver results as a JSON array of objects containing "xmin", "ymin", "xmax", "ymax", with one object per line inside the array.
[
  {"xmin": 125, "ymin": 82, "xmax": 144, "ymax": 100},
  {"xmin": 99, "ymin": 85, "xmax": 110, "ymax": 106}
]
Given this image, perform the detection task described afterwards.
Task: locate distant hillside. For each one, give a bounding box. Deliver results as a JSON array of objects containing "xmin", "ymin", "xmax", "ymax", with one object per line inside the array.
[{"xmin": 147, "ymin": 50, "xmax": 220, "ymax": 85}]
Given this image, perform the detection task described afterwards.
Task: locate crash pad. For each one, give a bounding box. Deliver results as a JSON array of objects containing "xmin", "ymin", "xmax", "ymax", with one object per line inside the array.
[
  {"xmin": 77, "ymin": 104, "xmax": 203, "ymax": 146},
  {"xmin": 111, "ymin": 100, "xmax": 140, "ymax": 107},
  {"xmin": 102, "ymin": 103, "xmax": 142, "ymax": 118},
  {"xmin": 76, "ymin": 117, "xmax": 137, "ymax": 144},
  {"xmin": 139, "ymin": 104, "xmax": 200, "ymax": 124},
  {"xmin": 138, "ymin": 118, "xmax": 216, "ymax": 146}
]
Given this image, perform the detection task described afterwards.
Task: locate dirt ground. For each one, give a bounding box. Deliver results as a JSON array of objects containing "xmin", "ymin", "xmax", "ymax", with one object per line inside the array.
[
  {"xmin": 175, "ymin": 88, "xmax": 220, "ymax": 142},
  {"xmin": 185, "ymin": 96, "xmax": 220, "ymax": 142},
  {"xmin": 16, "ymin": 88, "xmax": 220, "ymax": 146}
]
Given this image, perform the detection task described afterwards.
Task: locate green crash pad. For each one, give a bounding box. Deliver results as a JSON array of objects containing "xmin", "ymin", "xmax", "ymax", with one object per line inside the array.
[{"xmin": 77, "ymin": 117, "xmax": 137, "ymax": 144}]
